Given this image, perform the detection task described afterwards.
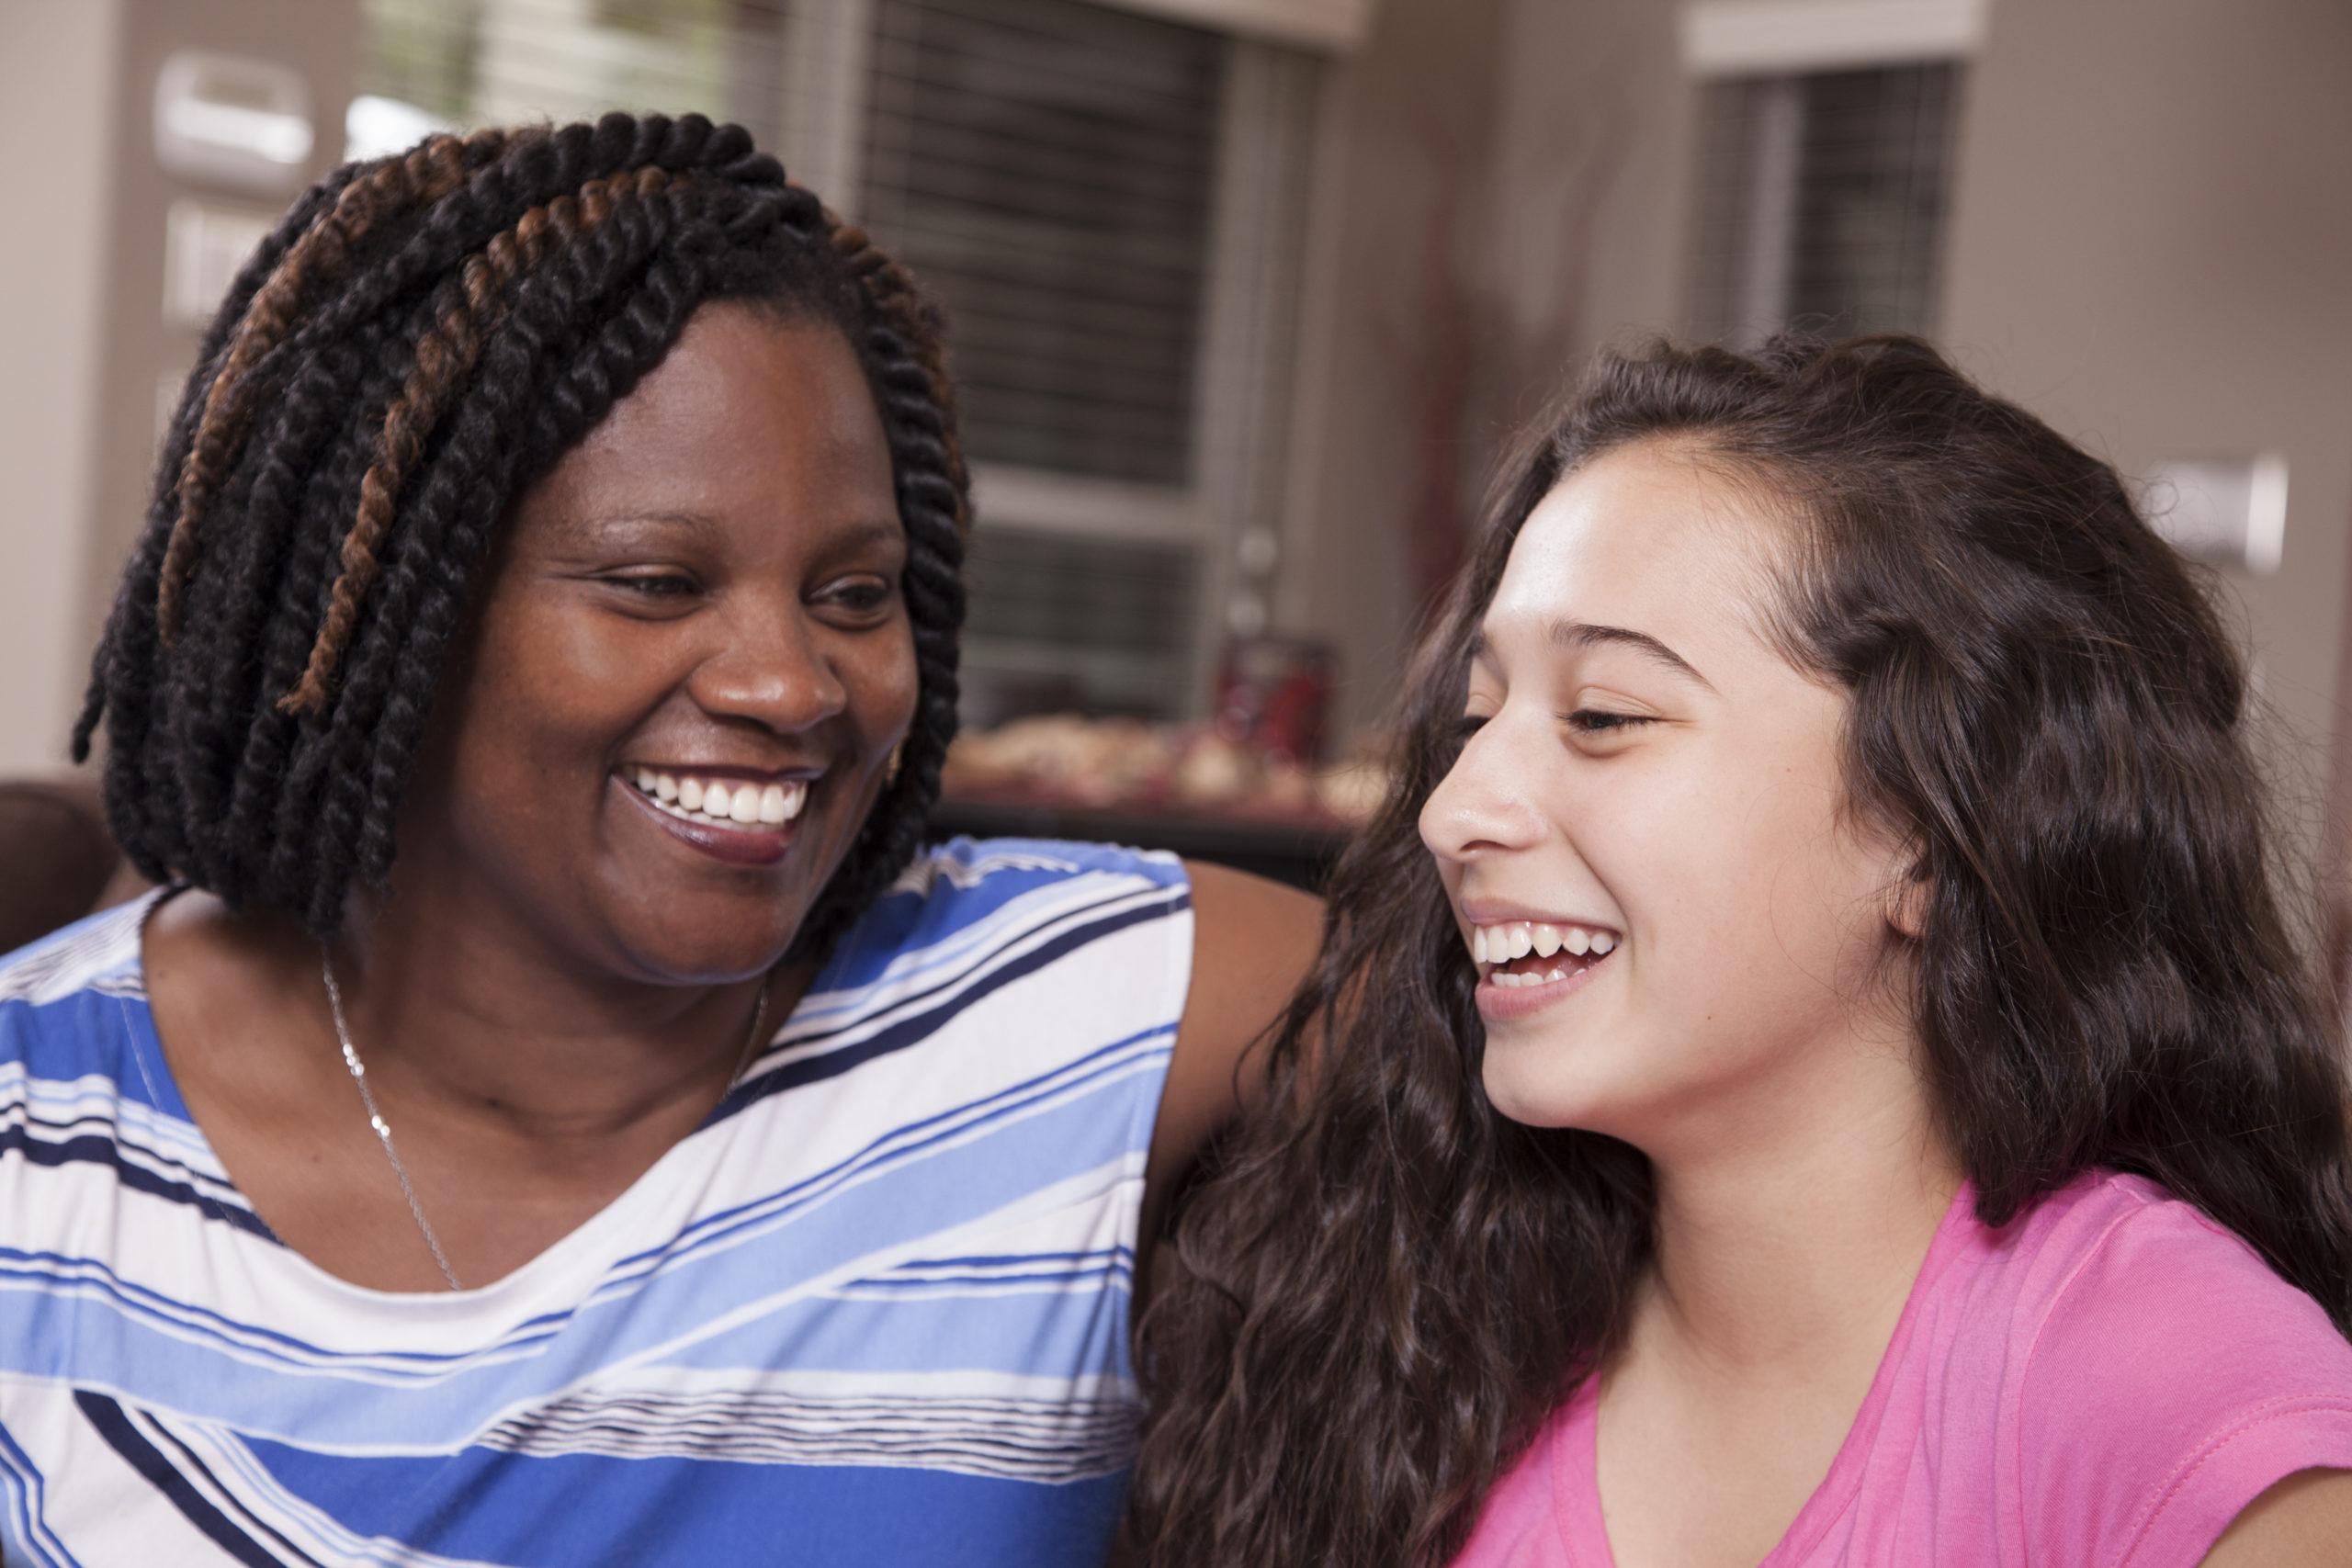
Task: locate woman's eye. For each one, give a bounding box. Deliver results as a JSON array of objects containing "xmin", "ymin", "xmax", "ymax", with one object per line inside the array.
[
  {"xmin": 820, "ymin": 577, "xmax": 899, "ymax": 616},
  {"xmin": 604, "ymin": 572, "xmax": 697, "ymax": 600}
]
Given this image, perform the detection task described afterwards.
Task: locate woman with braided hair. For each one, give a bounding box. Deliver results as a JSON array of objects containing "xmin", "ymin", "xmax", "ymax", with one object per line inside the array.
[{"xmin": 0, "ymin": 114, "xmax": 1317, "ymax": 1564}]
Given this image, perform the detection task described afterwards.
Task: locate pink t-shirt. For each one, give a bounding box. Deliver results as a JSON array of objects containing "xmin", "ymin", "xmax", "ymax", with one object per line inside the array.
[{"xmin": 1453, "ymin": 1170, "xmax": 2352, "ymax": 1567}]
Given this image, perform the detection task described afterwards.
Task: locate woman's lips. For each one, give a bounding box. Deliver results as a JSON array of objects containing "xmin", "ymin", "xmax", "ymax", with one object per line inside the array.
[{"xmin": 613, "ymin": 773, "xmax": 797, "ymax": 866}]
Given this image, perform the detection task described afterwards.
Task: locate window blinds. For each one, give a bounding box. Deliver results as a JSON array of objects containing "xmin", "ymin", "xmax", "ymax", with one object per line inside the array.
[
  {"xmin": 1688, "ymin": 61, "xmax": 1962, "ymax": 345},
  {"xmin": 860, "ymin": 0, "xmax": 1224, "ymax": 487}
]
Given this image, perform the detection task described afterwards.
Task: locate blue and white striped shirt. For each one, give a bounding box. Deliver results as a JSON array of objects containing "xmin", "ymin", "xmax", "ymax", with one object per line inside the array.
[{"xmin": 0, "ymin": 838, "xmax": 1191, "ymax": 1567}]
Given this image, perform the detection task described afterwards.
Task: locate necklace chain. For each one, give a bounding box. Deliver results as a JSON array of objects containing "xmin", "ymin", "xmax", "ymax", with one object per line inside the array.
[{"xmin": 321, "ymin": 953, "xmax": 772, "ymax": 1293}]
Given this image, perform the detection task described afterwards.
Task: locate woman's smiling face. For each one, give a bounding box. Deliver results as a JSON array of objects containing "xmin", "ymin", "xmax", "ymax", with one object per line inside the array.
[
  {"xmin": 1419, "ymin": 439, "xmax": 1916, "ymax": 1151},
  {"xmin": 391, "ymin": 299, "xmax": 917, "ymax": 985}
]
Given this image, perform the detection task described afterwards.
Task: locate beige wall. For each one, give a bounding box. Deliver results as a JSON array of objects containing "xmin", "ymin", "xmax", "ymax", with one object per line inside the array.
[
  {"xmin": 1940, "ymin": 0, "xmax": 2352, "ymax": 882},
  {"xmin": 0, "ymin": 0, "xmax": 356, "ymax": 778},
  {"xmin": 1272, "ymin": 0, "xmax": 1510, "ymax": 739},
  {"xmin": 82, "ymin": 0, "xmax": 362, "ymax": 711},
  {"xmin": 1485, "ymin": 0, "xmax": 1694, "ymax": 397},
  {"xmin": 0, "ymin": 0, "xmax": 125, "ymax": 773},
  {"xmin": 1383, "ymin": 0, "xmax": 2352, "ymax": 903}
]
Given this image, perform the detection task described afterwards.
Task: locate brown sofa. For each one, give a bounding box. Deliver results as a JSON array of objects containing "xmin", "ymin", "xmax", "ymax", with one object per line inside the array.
[{"xmin": 0, "ymin": 777, "xmax": 152, "ymax": 954}]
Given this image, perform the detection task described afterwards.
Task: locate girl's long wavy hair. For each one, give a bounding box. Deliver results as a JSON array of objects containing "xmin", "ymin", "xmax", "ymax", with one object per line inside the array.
[{"xmin": 1122, "ymin": 333, "xmax": 2352, "ymax": 1566}]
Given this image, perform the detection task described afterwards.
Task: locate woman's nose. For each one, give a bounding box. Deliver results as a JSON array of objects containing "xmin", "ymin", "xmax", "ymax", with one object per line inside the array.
[
  {"xmin": 1419, "ymin": 718, "xmax": 1547, "ymax": 864},
  {"xmin": 687, "ymin": 604, "xmax": 848, "ymax": 733}
]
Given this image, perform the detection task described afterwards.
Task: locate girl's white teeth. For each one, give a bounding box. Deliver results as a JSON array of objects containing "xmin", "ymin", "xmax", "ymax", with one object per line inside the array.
[
  {"xmin": 628, "ymin": 771, "xmax": 807, "ymax": 829},
  {"xmin": 1492, "ymin": 967, "xmax": 1571, "ymax": 989},
  {"xmin": 1469, "ymin": 919, "xmax": 1620, "ymax": 973}
]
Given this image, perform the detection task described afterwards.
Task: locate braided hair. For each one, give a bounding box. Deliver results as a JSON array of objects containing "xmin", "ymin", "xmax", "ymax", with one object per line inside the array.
[{"xmin": 75, "ymin": 113, "xmax": 969, "ymax": 946}]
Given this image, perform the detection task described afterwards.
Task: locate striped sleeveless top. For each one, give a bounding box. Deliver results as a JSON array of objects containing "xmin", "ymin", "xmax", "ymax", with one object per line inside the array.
[{"xmin": 0, "ymin": 838, "xmax": 1191, "ymax": 1567}]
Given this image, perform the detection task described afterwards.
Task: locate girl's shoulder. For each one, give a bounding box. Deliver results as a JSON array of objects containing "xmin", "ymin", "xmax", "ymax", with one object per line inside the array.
[
  {"xmin": 1979, "ymin": 1169, "xmax": 2349, "ymax": 1383},
  {"xmin": 1963, "ymin": 1170, "xmax": 2352, "ymax": 1564}
]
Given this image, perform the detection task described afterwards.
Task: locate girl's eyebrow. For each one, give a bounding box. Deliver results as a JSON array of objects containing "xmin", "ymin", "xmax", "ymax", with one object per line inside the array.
[{"xmin": 1467, "ymin": 620, "xmax": 1715, "ymax": 693}]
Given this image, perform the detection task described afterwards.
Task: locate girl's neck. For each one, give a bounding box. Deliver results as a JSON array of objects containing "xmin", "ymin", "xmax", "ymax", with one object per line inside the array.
[{"xmin": 1632, "ymin": 1029, "xmax": 1962, "ymax": 1388}]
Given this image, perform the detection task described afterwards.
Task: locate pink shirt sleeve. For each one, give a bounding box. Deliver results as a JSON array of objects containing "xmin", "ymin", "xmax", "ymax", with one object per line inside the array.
[{"xmin": 2017, "ymin": 1193, "xmax": 2352, "ymax": 1567}]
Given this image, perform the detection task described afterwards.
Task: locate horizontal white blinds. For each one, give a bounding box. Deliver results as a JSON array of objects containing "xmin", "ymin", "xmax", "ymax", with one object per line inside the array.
[
  {"xmin": 960, "ymin": 528, "xmax": 1201, "ymax": 720},
  {"xmin": 860, "ymin": 0, "xmax": 1225, "ymax": 487},
  {"xmin": 1688, "ymin": 61, "xmax": 1962, "ymax": 344}
]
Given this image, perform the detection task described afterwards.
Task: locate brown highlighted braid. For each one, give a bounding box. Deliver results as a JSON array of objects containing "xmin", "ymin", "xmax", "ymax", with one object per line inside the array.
[{"xmin": 77, "ymin": 114, "xmax": 968, "ymax": 941}]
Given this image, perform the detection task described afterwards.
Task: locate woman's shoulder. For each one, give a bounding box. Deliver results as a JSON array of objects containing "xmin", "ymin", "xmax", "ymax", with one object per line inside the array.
[
  {"xmin": 811, "ymin": 836, "xmax": 1198, "ymax": 1024},
  {"xmin": 1983, "ymin": 1170, "xmax": 2352, "ymax": 1564},
  {"xmin": 888, "ymin": 834, "xmax": 1190, "ymax": 913},
  {"xmin": 843, "ymin": 835, "xmax": 1191, "ymax": 955},
  {"xmin": 0, "ymin": 891, "xmax": 160, "ymax": 1078}
]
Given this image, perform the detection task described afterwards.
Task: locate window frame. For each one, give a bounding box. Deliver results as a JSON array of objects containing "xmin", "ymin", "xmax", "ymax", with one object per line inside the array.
[
  {"xmin": 1679, "ymin": 0, "xmax": 1980, "ymax": 347},
  {"xmin": 783, "ymin": 0, "xmax": 1318, "ymax": 720}
]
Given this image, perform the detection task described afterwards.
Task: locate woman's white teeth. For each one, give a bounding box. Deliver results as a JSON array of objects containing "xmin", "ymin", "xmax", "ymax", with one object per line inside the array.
[
  {"xmin": 1492, "ymin": 967, "xmax": 1570, "ymax": 989},
  {"xmin": 628, "ymin": 771, "xmax": 807, "ymax": 829},
  {"xmin": 1469, "ymin": 919, "xmax": 1620, "ymax": 974}
]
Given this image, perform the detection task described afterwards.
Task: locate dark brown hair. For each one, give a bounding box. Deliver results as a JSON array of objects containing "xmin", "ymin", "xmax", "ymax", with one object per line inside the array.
[
  {"xmin": 1122, "ymin": 333, "xmax": 2352, "ymax": 1566},
  {"xmin": 79, "ymin": 114, "xmax": 967, "ymax": 944}
]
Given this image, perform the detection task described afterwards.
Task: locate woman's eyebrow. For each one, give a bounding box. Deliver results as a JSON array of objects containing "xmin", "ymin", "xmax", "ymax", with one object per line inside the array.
[
  {"xmin": 558, "ymin": 513, "xmax": 906, "ymax": 550},
  {"xmin": 560, "ymin": 508, "xmax": 724, "ymax": 543}
]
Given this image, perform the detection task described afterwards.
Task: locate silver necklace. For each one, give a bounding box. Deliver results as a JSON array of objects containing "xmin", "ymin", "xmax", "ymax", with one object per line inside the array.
[{"xmin": 322, "ymin": 954, "xmax": 773, "ymax": 1292}]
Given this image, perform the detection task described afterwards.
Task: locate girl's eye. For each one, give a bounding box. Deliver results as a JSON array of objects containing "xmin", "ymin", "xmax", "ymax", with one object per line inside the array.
[{"xmin": 1566, "ymin": 710, "xmax": 1653, "ymax": 735}]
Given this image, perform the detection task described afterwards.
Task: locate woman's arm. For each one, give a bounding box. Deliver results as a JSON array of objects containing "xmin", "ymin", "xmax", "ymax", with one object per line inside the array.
[
  {"xmin": 2200, "ymin": 1468, "xmax": 2352, "ymax": 1565},
  {"xmin": 1137, "ymin": 860, "xmax": 1322, "ymax": 1281}
]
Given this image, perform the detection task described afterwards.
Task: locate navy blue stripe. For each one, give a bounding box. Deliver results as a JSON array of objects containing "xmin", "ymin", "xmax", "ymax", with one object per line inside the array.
[
  {"xmin": 141, "ymin": 1418, "xmax": 325, "ymax": 1568},
  {"xmin": 73, "ymin": 1393, "xmax": 283, "ymax": 1568},
  {"xmin": 0, "ymin": 1418, "xmax": 81, "ymax": 1568},
  {"xmin": 711, "ymin": 891, "xmax": 1191, "ymax": 1124},
  {"xmin": 0, "ymin": 1124, "xmax": 275, "ymax": 1240},
  {"xmin": 762, "ymin": 883, "xmax": 1190, "ymax": 1061},
  {"xmin": 895, "ymin": 1249, "xmax": 1132, "ymax": 1269}
]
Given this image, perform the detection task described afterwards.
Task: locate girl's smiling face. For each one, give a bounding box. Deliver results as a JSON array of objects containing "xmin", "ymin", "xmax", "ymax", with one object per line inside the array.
[
  {"xmin": 1419, "ymin": 439, "xmax": 1917, "ymax": 1152},
  {"xmin": 389, "ymin": 300, "xmax": 917, "ymax": 986}
]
